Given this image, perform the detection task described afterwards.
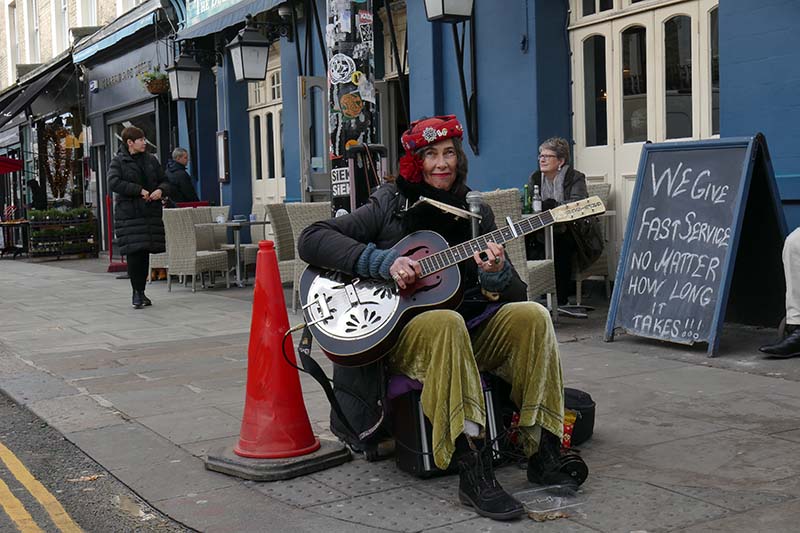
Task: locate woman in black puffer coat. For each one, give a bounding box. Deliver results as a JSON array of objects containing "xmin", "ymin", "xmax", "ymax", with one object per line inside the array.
[{"xmin": 108, "ymin": 126, "xmax": 170, "ymax": 309}]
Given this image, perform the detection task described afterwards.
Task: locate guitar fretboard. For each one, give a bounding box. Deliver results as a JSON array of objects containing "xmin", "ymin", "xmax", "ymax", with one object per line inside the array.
[{"xmin": 418, "ymin": 211, "xmax": 555, "ymax": 277}]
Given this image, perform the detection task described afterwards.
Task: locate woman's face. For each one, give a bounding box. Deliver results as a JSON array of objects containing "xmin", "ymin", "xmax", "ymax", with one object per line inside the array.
[
  {"xmin": 422, "ymin": 139, "xmax": 458, "ymax": 191},
  {"xmin": 127, "ymin": 137, "xmax": 147, "ymax": 154},
  {"xmin": 538, "ymin": 148, "xmax": 564, "ymax": 174}
]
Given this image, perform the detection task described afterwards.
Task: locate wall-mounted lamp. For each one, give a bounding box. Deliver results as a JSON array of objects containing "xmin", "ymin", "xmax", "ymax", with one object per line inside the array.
[
  {"xmin": 424, "ymin": 0, "xmax": 479, "ymax": 154},
  {"xmin": 166, "ymin": 53, "xmax": 202, "ymax": 100},
  {"xmin": 226, "ymin": 14, "xmax": 293, "ymax": 83},
  {"xmin": 424, "ymin": 0, "xmax": 474, "ymax": 23}
]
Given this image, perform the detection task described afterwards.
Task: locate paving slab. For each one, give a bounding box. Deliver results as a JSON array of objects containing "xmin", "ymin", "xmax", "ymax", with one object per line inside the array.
[
  {"xmin": 0, "ymin": 370, "xmax": 79, "ymax": 403},
  {"xmin": 27, "ymin": 393, "xmax": 126, "ymax": 434},
  {"xmin": 107, "ymin": 453, "xmax": 237, "ymax": 502},
  {"xmin": 65, "ymin": 422, "xmax": 187, "ymax": 468},
  {"xmin": 596, "ymin": 428, "xmax": 800, "ymax": 495},
  {"xmin": 137, "ymin": 406, "xmax": 241, "ymax": 444},
  {"xmin": 156, "ymin": 484, "xmax": 387, "ymax": 533},
  {"xmin": 306, "ymin": 457, "xmax": 416, "ymax": 497},
  {"xmin": 426, "ymin": 517, "xmax": 598, "ymax": 532},
  {"xmin": 573, "ymin": 475, "xmax": 730, "ymax": 531},
  {"xmin": 675, "ymin": 498, "xmax": 800, "ymax": 532},
  {"xmin": 306, "ymin": 485, "xmax": 476, "ymax": 532}
]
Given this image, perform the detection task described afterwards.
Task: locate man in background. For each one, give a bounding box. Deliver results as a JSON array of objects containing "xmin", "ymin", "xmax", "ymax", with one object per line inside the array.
[{"xmin": 165, "ymin": 147, "xmax": 199, "ymax": 203}]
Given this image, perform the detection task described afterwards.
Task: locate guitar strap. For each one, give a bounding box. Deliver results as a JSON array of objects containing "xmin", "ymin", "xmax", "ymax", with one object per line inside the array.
[{"xmin": 296, "ymin": 326, "xmax": 359, "ymax": 441}]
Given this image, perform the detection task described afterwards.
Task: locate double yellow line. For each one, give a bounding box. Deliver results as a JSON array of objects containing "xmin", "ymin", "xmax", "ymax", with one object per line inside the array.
[{"xmin": 0, "ymin": 442, "xmax": 82, "ymax": 533}]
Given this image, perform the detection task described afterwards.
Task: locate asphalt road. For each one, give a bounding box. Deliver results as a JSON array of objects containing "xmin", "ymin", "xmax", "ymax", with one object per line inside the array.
[{"xmin": 0, "ymin": 391, "xmax": 193, "ymax": 533}]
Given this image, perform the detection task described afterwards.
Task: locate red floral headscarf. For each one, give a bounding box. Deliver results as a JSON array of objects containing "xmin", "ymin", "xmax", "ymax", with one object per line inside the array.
[{"xmin": 398, "ymin": 115, "xmax": 464, "ymax": 183}]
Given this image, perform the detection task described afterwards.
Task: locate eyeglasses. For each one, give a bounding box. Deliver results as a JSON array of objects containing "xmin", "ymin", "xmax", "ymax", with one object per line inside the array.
[{"xmin": 538, "ymin": 154, "xmax": 558, "ymax": 160}]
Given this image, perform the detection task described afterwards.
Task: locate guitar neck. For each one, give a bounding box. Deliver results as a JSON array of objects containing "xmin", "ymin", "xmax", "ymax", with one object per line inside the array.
[{"xmin": 418, "ymin": 211, "xmax": 554, "ymax": 278}]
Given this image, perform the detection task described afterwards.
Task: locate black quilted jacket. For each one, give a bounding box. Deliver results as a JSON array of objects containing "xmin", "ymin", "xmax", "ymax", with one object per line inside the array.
[{"xmin": 108, "ymin": 148, "xmax": 170, "ymax": 255}]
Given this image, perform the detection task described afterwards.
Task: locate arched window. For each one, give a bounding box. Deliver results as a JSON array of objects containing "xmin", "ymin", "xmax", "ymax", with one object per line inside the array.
[
  {"xmin": 584, "ymin": 35, "xmax": 607, "ymax": 146},
  {"xmin": 622, "ymin": 26, "xmax": 647, "ymax": 142},
  {"xmin": 664, "ymin": 15, "xmax": 693, "ymax": 138}
]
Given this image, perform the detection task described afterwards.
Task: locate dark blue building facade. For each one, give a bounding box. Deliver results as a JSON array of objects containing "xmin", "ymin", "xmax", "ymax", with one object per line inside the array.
[{"xmin": 719, "ymin": 0, "xmax": 800, "ymax": 228}]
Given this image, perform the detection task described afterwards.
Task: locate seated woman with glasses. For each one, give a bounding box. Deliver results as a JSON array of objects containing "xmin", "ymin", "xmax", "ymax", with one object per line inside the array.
[{"xmin": 525, "ymin": 137, "xmax": 588, "ymax": 309}]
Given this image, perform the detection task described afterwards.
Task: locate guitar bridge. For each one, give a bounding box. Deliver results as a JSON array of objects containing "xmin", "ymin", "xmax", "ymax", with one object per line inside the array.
[{"xmin": 303, "ymin": 294, "xmax": 333, "ymax": 327}]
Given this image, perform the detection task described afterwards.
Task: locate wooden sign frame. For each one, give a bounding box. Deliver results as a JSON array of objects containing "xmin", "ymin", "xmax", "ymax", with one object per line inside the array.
[{"xmin": 605, "ymin": 134, "xmax": 788, "ymax": 356}]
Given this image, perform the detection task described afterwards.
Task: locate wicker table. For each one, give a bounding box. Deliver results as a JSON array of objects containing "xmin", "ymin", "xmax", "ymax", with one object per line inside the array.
[{"xmin": 195, "ymin": 220, "xmax": 270, "ymax": 287}]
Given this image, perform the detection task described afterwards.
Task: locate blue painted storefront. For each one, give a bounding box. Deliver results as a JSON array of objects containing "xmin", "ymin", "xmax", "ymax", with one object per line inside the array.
[
  {"xmin": 280, "ymin": 0, "xmax": 570, "ymax": 201},
  {"xmin": 178, "ymin": 0, "xmax": 799, "ymax": 231},
  {"xmin": 719, "ymin": 0, "xmax": 800, "ymax": 229}
]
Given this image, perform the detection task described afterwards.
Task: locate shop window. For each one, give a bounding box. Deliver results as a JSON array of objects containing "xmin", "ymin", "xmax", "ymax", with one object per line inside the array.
[
  {"xmin": 80, "ymin": 0, "xmax": 97, "ymax": 26},
  {"xmin": 7, "ymin": 2, "xmax": 19, "ymax": 84},
  {"xmin": 109, "ymin": 115, "xmax": 158, "ymax": 157},
  {"xmin": 583, "ymin": 35, "xmax": 607, "ymax": 146},
  {"xmin": 26, "ymin": 0, "xmax": 40, "ymax": 63},
  {"xmin": 270, "ymin": 72, "xmax": 281, "ymax": 101},
  {"xmin": 253, "ymin": 115, "xmax": 263, "ymax": 180},
  {"xmin": 251, "ymin": 81, "xmax": 265, "ymax": 105},
  {"xmin": 664, "ymin": 15, "xmax": 692, "ymax": 139},
  {"xmin": 266, "ymin": 112, "xmax": 276, "ymax": 179},
  {"xmin": 582, "ymin": 0, "xmax": 613, "ymax": 17},
  {"xmin": 55, "ymin": 0, "xmax": 69, "ymax": 53},
  {"xmin": 710, "ymin": 7, "xmax": 719, "ymax": 135},
  {"xmin": 622, "ymin": 26, "xmax": 647, "ymax": 143}
]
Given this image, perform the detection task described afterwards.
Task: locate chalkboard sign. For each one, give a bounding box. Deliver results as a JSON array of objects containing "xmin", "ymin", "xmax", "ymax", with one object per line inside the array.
[{"xmin": 605, "ymin": 135, "xmax": 788, "ymax": 356}]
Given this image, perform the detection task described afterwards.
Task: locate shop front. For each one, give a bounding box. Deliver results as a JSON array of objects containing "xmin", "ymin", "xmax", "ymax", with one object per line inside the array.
[
  {"xmin": 175, "ymin": 0, "xmax": 293, "ymax": 218},
  {"xmin": 75, "ymin": 1, "xmax": 179, "ymax": 252},
  {"xmin": 0, "ymin": 53, "xmax": 89, "ymax": 257}
]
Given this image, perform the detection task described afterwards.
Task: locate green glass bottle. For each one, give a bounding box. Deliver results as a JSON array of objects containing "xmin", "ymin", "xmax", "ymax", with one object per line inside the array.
[{"xmin": 522, "ymin": 184, "xmax": 532, "ymax": 214}]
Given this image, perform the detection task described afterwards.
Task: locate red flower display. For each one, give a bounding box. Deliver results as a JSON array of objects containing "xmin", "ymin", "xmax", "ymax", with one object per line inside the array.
[{"xmin": 399, "ymin": 152, "xmax": 424, "ymax": 183}]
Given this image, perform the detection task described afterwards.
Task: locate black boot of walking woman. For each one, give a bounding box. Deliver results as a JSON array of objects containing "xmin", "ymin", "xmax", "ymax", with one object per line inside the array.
[
  {"xmin": 140, "ymin": 291, "xmax": 152, "ymax": 306},
  {"xmin": 132, "ymin": 290, "xmax": 144, "ymax": 309}
]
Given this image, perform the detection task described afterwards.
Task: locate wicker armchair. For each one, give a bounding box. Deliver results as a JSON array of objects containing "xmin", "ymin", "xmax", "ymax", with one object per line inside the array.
[
  {"xmin": 285, "ymin": 201, "xmax": 332, "ymax": 312},
  {"xmin": 189, "ymin": 207, "xmax": 216, "ymax": 251},
  {"xmin": 265, "ymin": 203, "xmax": 297, "ymax": 285},
  {"xmin": 162, "ymin": 208, "xmax": 230, "ymax": 292},
  {"xmin": 573, "ymin": 182, "xmax": 614, "ymax": 305},
  {"xmin": 482, "ymin": 188, "xmax": 558, "ymax": 316}
]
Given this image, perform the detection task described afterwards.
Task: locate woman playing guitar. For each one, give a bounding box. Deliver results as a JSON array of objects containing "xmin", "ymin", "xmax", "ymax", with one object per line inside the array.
[{"xmin": 298, "ymin": 115, "xmax": 587, "ymax": 521}]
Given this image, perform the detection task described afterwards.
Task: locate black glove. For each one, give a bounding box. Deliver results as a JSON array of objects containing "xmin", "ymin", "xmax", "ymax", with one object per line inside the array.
[{"xmin": 542, "ymin": 198, "xmax": 558, "ymax": 211}]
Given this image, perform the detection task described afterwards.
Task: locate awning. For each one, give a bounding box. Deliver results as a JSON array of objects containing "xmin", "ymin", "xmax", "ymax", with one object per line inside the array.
[
  {"xmin": 0, "ymin": 155, "xmax": 23, "ymax": 175},
  {"xmin": 73, "ymin": 0, "xmax": 164, "ymax": 64},
  {"xmin": 177, "ymin": 0, "xmax": 284, "ymax": 41},
  {"xmin": 0, "ymin": 61, "xmax": 73, "ymax": 129}
]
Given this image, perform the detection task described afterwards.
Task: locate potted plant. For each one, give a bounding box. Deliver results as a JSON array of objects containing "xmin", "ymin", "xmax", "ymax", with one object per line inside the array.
[{"xmin": 139, "ymin": 66, "xmax": 170, "ymax": 95}]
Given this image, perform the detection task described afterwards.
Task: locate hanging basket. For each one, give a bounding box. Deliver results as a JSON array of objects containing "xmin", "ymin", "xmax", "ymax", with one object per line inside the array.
[{"xmin": 145, "ymin": 78, "xmax": 170, "ymax": 95}]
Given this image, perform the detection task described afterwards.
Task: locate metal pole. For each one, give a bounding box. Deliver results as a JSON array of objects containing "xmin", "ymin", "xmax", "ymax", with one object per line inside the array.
[{"xmin": 327, "ymin": 0, "xmax": 376, "ymax": 217}]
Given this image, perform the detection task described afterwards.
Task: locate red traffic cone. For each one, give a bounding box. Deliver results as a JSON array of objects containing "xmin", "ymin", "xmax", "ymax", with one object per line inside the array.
[
  {"xmin": 234, "ymin": 240, "xmax": 320, "ymax": 458},
  {"xmin": 206, "ymin": 240, "xmax": 350, "ymax": 480}
]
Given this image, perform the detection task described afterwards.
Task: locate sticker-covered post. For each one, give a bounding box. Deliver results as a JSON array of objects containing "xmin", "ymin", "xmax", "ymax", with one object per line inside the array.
[{"xmin": 327, "ymin": 0, "xmax": 377, "ymax": 217}]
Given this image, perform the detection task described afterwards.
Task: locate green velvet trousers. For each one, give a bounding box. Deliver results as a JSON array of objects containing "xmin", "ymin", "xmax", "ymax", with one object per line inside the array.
[{"xmin": 386, "ymin": 301, "xmax": 564, "ymax": 470}]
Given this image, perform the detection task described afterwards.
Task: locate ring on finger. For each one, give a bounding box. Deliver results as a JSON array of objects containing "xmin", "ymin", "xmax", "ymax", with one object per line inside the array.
[
  {"xmin": 392, "ymin": 273, "xmax": 401, "ymax": 281},
  {"xmin": 494, "ymin": 257, "xmax": 500, "ymax": 265}
]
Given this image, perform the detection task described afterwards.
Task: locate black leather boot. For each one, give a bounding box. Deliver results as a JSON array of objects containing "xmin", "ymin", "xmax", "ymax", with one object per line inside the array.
[
  {"xmin": 458, "ymin": 438, "xmax": 524, "ymax": 521},
  {"xmin": 140, "ymin": 291, "xmax": 152, "ymax": 306},
  {"xmin": 760, "ymin": 325, "xmax": 800, "ymax": 358},
  {"xmin": 132, "ymin": 290, "xmax": 144, "ymax": 309},
  {"xmin": 527, "ymin": 429, "xmax": 587, "ymax": 494}
]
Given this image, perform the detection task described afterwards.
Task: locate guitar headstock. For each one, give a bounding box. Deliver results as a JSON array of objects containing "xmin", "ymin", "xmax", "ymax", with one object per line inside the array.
[{"xmin": 549, "ymin": 195, "xmax": 606, "ymax": 223}]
